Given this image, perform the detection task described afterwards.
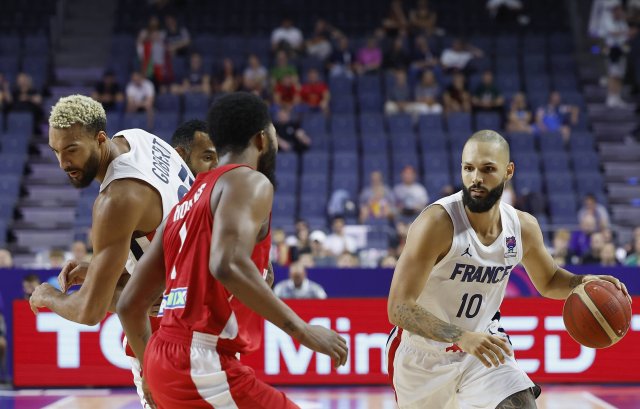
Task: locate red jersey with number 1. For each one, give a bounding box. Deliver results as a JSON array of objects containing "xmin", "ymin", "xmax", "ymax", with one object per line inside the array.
[{"xmin": 159, "ymin": 164, "xmax": 271, "ymax": 355}]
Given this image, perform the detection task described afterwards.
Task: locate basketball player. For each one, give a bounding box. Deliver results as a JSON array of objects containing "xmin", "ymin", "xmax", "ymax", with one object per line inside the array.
[
  {"xmin": 117, "ymin": 92, "xmax": 348, "ymax": 408},
  {"xmin": 386, "ymin": 130, "xmax": 630, "ymax": 409},
  {"xmin": 28, "ymin": 95, "xmax": 215, "ymax": 408},
  {"xmin": 171, "ymin": 119, "xmax": 218, "ymax": 174}
]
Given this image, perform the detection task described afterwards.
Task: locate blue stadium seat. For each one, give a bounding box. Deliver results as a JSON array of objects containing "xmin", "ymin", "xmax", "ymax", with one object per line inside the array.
[
  {"xmin": 544, "ymin": 172, "xmax": 574, "ymax": 193},
  {"xmin": 575, "ymin": 172, "xmax": 606, "ymax": 198},
  {"xmin": 392, "ymin": 151, "xmax": 419, "ymax": 180},
  {"xmin": 302, "ymin": 112, "xmax": 327, "ymax": 135},
  {"xmin": 419, "ymin": 130, "xmax": 447, "ymax": 152},
  {"xmin": 569, "ymin": 132, "xmax": 596, "ymax": 153},
  {"xmin": 310, "ymin": 132, "xmax": 330, "ymax": 151},
  {"xmin": 0, "ymin": 175, "xmax": 21, "ymax": 198},
  {"xmin": 358, "ymin": 92, "xmax": 382, "ymax": 113},
  {"xmin": 356, "ymin": 74, "xmax": 382, "ymax": 94},
  {"xmin": 23, "ymin": 34, "xmax": 48, "ymax": 54},
  {"xmin": 496, "ymin": 74, "xmax": 520, "ymax": 94},
  {"xmin": 511, "ymin": 152, "xmax": 540, "ymax": 172},
  {"xmin": 331, "ymin": 172, "xmax": 359, "ymax": 198},
  {"xmin": 0, "ymin": 135, "xmax": 29, "ymax": 155},
  {"xmin": 391, "ymin": 131, "xmax": 417, "ymax": 154},
  {"xmin": 0, "ymin": 36, "xmax": 21, "ymax": 55},
  {"xmin": 122, "ymin": 113, "xmax": 148, "ymax": 129},
  {"xmin": 553, "ymin": 74, "xmax": 579, "ymax": 92},
  {"xmin": 276, "ymin": 152, "xmax": 299, "ymax": 174},
  {"xmin": 359, "ymin": 113, "xmax": 385, "ymax": 134},
  {"xmin": 446, "ymin": 112, "xmax": 472, "ymax": 133},
  {"xmin": 272, "ymin": 194, "xmax": 297, "ymax": 217},
  {"xmin": 300, "ymin": 173, "xmax": 328, "ymax": 196},
  {"xmin": 333, "ymin": 152, "xmax": 359, "ymax": 174},
  {"xmin": 513, "ymin": 172, "xmax": 543, "ymax": 194},
  {"xmin": 330, "ymin": 96, "xmax": 355, "ymax": 114},
  {"xmin": 548, "ymin": 194, "xmax": 578, "ymax": 225},
  {"xmin": 508, "ymin": 132, "xmax": 536, "ymax": 151},
  {"xmin": 548, "ymin": 33, "xmax": 573, "ymax": 55},
  {"xmin": 362, "ymin": 132, "xmax": 388, "ymax": 154},
  {"xmin": 424, "ymin": 171, "xmax": 452, "ymax": 196},
  {"xmin": 542, "ymin": 151, "xmax": 570, "ymax": 173},
  {"xmin": 302, "ymin": 152, "xmax": 330, "ymax": 175},
  {"xmin": 539, "ymin": 132, "xmax": 565, "ymax": 152},
  {"xmin": 495, "ymin": 36, "xmax": 519, "ymax": 55},
  {"xmin": 184, "ymin": 93, "xmax": 210, "ymax": 113},
  {"xmin": 474, "ymin": 112, "xmax": 502, "ymax": 131},
  {"xmin": 155, "ymin": 93, "xmax": 181, "ymax": 112},
  {"xmin": 418, "ymin": 113, "xmax": 444, "ymax": 133},
  {"xmin": 571, "ymin": 151, "xmax": 600, "ymax": 171},
  {"xmin": 6, "ymin": 112, "xmax": 33, "ymax": 134},
  {"xmin": 154, "ymin": 113, "xmax": 179, "ymax": 135},
  {"xmin": 331, "ymin": 114, "xmax": 357, "ymax": 135},
  {"xmin": 423, "ymin": 149, "xmax": 450, "ymax": 174},
  {"xmin": 329, "ymin": 76, "xmax": 354, "ymax": 95},
  {"xmin": 524, "ymin": 74, "xmax": 550, "ymax": 94},
  {"xmin": 387, "ymin": 114, "xmax": 413, "ymax": 134},
  {"xmin": 332, "ymin": 132, "xmax": 359, "ymax": 152},
  {"xmin": 299, "ymin": 195, "xmax": 327, "ymax": 218},
  {"xmin": 275, "ymin": 172, "xmax": 297, "ymax": 194},
  {"xmin": 522, "ymin": 34, "xmax": 546, "ymax": 54},
  {"xmin": 362, "ymin": 153, "xmax": 390, "ymax": 183}
]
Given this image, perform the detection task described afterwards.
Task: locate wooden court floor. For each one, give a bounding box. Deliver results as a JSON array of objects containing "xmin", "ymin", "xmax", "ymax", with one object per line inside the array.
[{"xmin": 0, "ymin": 385, "xmax": 638, "ymax": 409}]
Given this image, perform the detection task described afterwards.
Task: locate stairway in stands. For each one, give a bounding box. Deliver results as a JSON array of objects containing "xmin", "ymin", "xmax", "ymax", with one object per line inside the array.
[{"xmin": 11, "ymin": 0, "xmax": 117, "ymax": 266}]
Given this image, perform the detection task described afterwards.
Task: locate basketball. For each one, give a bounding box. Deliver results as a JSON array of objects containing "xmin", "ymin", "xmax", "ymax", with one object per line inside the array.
[{"xmin": 563, "ymin": 280, "xmax": 632, "ymax": 349}]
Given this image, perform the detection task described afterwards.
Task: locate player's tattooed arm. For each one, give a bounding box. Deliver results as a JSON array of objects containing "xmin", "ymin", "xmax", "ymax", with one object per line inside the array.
[
  {"xmin": 266, "ymin": 261, "xmax": 275, "ymax": 288},
  {"xmin": 393, "ymin": 302, "xmax": 463, "ymax": 343}
]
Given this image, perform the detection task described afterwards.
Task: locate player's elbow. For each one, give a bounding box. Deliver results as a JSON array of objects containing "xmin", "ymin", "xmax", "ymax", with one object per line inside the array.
[
  {"xmin": 209, "ymin": 252, "xmax": 236, "ymax": 283},
  {"xmin": 78, "ymin": 308, "xmax": 105, "ymax": 326},
  {"xmin": 387, "ymin": 298, "xmax": 402, "ymax": 327}
]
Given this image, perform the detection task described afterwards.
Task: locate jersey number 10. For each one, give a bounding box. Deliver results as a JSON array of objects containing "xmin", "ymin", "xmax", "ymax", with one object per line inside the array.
[{"xmin": 456, "ymin": 293, "xmax": 483, "ymax": 319}]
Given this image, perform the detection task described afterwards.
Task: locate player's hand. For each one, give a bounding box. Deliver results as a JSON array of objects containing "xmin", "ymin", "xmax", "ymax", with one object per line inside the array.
[
  {"xmin": 457, "ymin": 331, "xmax": 512, "ymax": 368},
  {"xmin": 298, "ymin": 324, "xmax": 349, "ymax": 368},
  {"xmin": 141, "ymin": 376, "xmax": 157, "ymax": 409},
  {"xmin": 29, "ymin": 283, "xmax": 57, "ymax": 315},
  {"xmin": 581, "ymin": 275, "xmax": 632, "ymax": 304},
  {"xmin": 58, "ymin": 260, "xmax": 90, "ymax": 293}
]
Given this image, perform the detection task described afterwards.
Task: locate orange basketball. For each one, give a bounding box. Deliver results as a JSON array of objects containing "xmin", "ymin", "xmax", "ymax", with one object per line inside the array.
[{"xmin": 563, "ymin": 280, "xmax": 632, "ymax": 348}]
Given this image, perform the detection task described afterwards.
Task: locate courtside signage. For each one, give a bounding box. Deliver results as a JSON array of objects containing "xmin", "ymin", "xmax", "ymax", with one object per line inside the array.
[{"xmin": 13, "ymin": 299, "xmax": 640, "ymax": 386}]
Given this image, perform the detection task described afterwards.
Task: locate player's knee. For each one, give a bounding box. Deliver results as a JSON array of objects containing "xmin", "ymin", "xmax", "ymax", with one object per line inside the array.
[{"xmin": 495, "ymin": 388, "xmax": 537, "ymax": 409}]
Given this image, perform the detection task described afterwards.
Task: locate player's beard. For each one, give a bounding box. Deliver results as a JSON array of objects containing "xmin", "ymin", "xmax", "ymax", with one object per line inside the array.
[
  {"xmin": 66, "ymin": 150, "xmax": 100, "ymax": 188},
  {"xmin": 257, "ymin": 137, "xmax": 277, "ymax": 189},
  {"xmin": 462, "ymin": 179, "xmax": 505, "ymax": 213}
]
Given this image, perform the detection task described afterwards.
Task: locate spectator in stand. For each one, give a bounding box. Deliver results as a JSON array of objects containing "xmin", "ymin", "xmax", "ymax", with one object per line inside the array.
[
  {"xmin": 385, "ymin": 70, "xmax": 427, "ymax": 116},
  {"xmin": 506, "ymin": 92, "xmax": 533, "ymax": 133},
  {"xmin": 287, "ymin": 222, "xmax": 312, "ymax": 261},
  {"xmin": 389, "ymin": 220, "xmax": 410, "ymax": 256},
  {"xmin": 270, "ymin": 228, "xmax": 291, "ymax": 266},
  {"xmin": 306, "ymin": 20, "xmax": 334, "ymax": 62},
  {"xmin": 624, "ymin": 236, "xmax": 640, "ymax": 266},
  {"xmin": 602, "ymin": 4, "xmax": 632, "ymax": 108},
  {"xmin": 440, "ymin": 38, "xmax": 484, "ymax": 74},
  {"xmin": 600, "ymin": 242, "xmax": 620, "ymax": 266},
  {"xmin": 273, "ymin": 262, "xmax": 327, "ymax": 299},
  {"xmin": 308, "ymin": 230, "xmax": 336, "ymax": 267},
  {"xmin": 578, "ymin": 193, "xmax": 610, "ymax": 231},
  {"xmin": 394, "ymin": 165, "xmax": 429, "ymax": 220},
  {"xmin": 271, "ymin": 50, "xmax": 298, "ymax": 85},
  {"xmin": 69, "ymin": 240, "xmax": 90, "ymax": 263},
  {"xmin": 173, "ymin": 52, "xmax": 211, "ymax": 95},
  {"xmin": 214, "ymin": 58, "xmax": 241, "ymax": 94},
  {"xmin": 360, "ymin": 171, "xmax": 395, "ymax": 209},
  {"xmin": 126, "ymin": 71, "xmax": 155, "ymax": 128},
  {"xmin": 328, "ymin": 36, "xmax": 356, "ymax": 78},
  {"xmin": 570, "ymin": 213, "xmax": 597, "ymax": 258},
  {"xmin": 12, "ymin": 72, "xmax": 44, "ymax": 132},
  {"xmin": 550, "ymin": 228, "xmax": 578, "ymax": 266},
  {"xmin": 382, "ymin": 0, "xmax": 409, "ymax": 37},
  {"xmin": 0, "ymin": 73, "xmax": 11, "ymax": 112},
  {"xmin": 22, "ymin": 274, "xmax": 41, "ymax": 300},
  {"xmin": 273, "ymin": 107, "xmax": 311, "ymax": 153},
  {"xmin": 409, "ymin": 0, "xmax": 438, "ymax": 36},
  {"xmin": 443, "ymin": 72, "xmax": 472, "ymax": 113},
  {"xmin": 409, "ymin": 35, "xmax": 438, "ymax": 77},
  {"xmin": 384, "ymin": 37, "xmax": 411, "ymax": 71},
  {"xmin": 581, "ymin": 232, "xmax": 606, "ymax": 264},
  {"xmin": 325, "ymin": 217, "xmax": 357, "ymax": 257},
  {"xmin": 164, "ymin": 14, "xmax": 191, "ymax": 58},
  {"xmin": 471, "ymin": 70, "xmax": 504, "ymax": 113},
  {"xmin": 243, "ymin": 54, "xmax": 268, "ymax": 97},
  {"xmin": 336, "ymin": 252, "xmax": 360, "ymax": 267},
  {"xmin": 360, "ymin": 184, "xmax": 394, "ymax": 224},
  {"xmin": 271, "ymin": 17, "xmax": 304, "ymax": 56},
  {"xmin": 380, "ymin": 254, "xmax": 398, "ymax": 268},
  {"xmin": 414, "ymin": 69, "xmax": 443, "ymax": 114},
  {"xmin": 273, "ymin": 74, "xmax": 301, "ymax": 112},
  {"xmin": 0, "ymin": 249, "xmax": 12, "ymax": 268},
  {"xmin": 92, "ymin": 70, "xmax": 125, "ymax": 112},
  {"xmin": 300, "ymin": 68, "xmax": 330, "ymax": 114},
  {"xmin": 534, "ymin": 91, "xmax": 579, "ymax": 143},
  {"xmin": 487, "ymin": 0, "xmax": 528, "ymax": 27},
  {"xmin": 356, "ymin": 37, "xmax": 383, "ymax": 75},
  {"xmin": 137, "ymin": 15, "xmax": 172, "ymax": 88}
]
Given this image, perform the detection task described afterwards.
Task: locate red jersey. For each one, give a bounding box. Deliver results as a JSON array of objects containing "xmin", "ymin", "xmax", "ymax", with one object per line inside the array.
[
  {"xmin": 300, "ymin": 82, "xmax": 328, "ymax": 107},
  {"xmin": 159, "ymin": 164, "xmax": 271, "ymax": 355}
]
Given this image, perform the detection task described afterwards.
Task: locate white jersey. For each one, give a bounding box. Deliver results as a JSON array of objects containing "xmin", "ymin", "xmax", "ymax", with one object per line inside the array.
[
  {"xmin": 406, "ymin": 191, "xmax": 523, "ymax": 350},
  {"xmin": 99, "ymin": 128, "xmax": 194, "ymax": 273}
]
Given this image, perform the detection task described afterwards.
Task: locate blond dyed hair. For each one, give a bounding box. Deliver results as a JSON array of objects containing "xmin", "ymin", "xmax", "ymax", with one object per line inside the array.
[{"xmin": 49, "ymin": 94, "xmax": 107, "ymax": 135}]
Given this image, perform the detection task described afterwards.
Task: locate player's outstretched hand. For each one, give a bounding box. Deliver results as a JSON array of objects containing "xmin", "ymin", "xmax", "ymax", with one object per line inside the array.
[
  {"xmin": 457, "ymin": 331, "xmax": 512, "ymax": 368},
  {"xmin": 298, "ymin": 324, "xmax": 349, "ymax": 368},
  {"xmin": 58, "ymin": 260, "xmax": 90, "ymax": 293},
  {"xmin": 581, "ymin": 275, "xmax": 632, "ymax": 304},
  {"xmin": 141, "ymin": 377, "xmax": 157, "ymax": 409}
]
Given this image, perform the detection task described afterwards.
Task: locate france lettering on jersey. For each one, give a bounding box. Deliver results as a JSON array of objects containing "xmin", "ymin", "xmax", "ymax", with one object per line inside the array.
[
  {"xmin": 99, "ymin": 128, "xmax": 195, "ymax": 274},
  {"xmin": 159, "ymin": 164, "xmax": 271, "ymax": 356},
  {"xmin": 405, "ymin": 191, "xmax": 523, "ymax": 350}
]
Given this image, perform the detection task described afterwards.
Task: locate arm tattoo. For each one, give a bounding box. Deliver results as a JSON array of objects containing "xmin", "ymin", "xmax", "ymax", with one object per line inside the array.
[
  {"xmin": 569, "ymin": 274, "xmax": 583, "ymax": 289},
  {"xmin": 394, "ymin": 303, "xmax": 463, "ymax": 343},
  {"xmin": 283, "ymin": 320, "xmax": 298, "ymax": 335},
  {"xmin": 496, "ymin": 389, "xmax": 537, "ymax": 409}
]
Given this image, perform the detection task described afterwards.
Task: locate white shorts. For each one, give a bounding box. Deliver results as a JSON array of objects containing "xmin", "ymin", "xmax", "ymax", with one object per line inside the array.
[
  {"xmin": 386, "ymin": 326, "xmax": 535, "ymax": 409},
  {"xmin": 129, "ymin": 356, "xmax": 152, "ymax": 409}
]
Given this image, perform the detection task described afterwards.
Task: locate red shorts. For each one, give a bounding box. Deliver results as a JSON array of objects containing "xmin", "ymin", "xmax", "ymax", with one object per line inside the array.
[{"xmin": 144, "ymin": 327, "xmax": 299, "ymax": 409}]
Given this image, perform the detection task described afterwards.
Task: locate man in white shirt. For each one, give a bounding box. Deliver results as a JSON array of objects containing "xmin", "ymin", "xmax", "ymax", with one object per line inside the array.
[
  {"xmin": 440, "ymin": 39, "xmax": 483, "ymax": 73},
  {"xmin": 125, "ymin": 71, "xmax": 155, "ymax": 128},
  {"xmin": 273, "ymin": 262, "xmax": 327, "ymax": 299},
  {"xmin": 324, "ymin": 217, "xmax": 357, "ymax": 257},
  {"xmin": 394, "ymin": 166, "xmax": 429, "ymax": 221},
  {"xmin": 271, "ymin": 17, "xmax": 304, "ymax": 54}
]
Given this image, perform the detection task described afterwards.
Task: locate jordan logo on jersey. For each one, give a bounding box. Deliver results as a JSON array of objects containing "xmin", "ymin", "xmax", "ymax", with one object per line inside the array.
[
  {"xmin": 505, "ymin": 236, "xmax": 517, "ymax": 258},
  {"xmin": 461, "ymin": 244, "xmax": 472, "ymax": 257}
]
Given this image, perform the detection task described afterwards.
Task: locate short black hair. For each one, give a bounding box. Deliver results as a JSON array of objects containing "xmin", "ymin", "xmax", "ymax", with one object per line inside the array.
[
  {"xmin": 207, "ymin": 92, "xmax": 270, "ymax": 155},
  {"xmin": 23, "ymin": 273, "xmax": 40, "ymax": 283},
  {"xmin": 171, "ymin": 119, "xmax": 207, "ymax": 152}
]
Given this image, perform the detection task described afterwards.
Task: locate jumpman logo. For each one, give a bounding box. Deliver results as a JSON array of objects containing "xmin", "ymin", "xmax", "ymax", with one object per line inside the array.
[{"xmin": 461, "ymin": 244, "xmax": 472, "ymax": 257}]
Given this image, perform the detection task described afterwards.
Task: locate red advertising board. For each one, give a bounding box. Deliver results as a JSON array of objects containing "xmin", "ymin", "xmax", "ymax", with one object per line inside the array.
[{"xmin": 13, "ymin": 298, "xmax": 640, "ymax": 387}]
